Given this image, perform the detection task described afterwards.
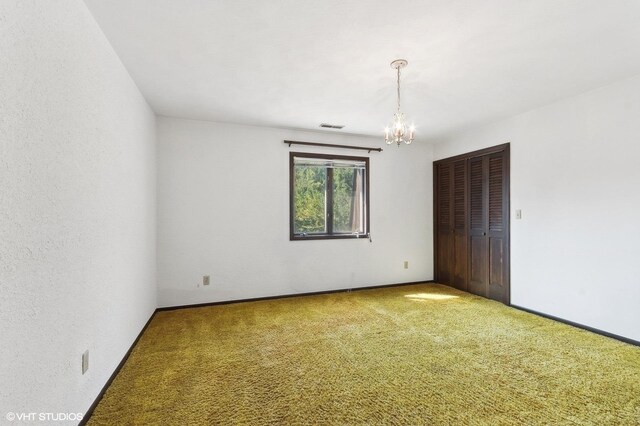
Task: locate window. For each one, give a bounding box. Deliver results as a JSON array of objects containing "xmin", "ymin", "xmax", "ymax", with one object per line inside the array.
[{"xmin": 290, "ymin": 152, "xmax": 369, "ymax": 240}]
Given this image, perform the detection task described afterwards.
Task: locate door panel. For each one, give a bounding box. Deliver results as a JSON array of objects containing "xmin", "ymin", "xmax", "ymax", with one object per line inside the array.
[
  {"xmin": 453, "ymin": 161, "xmax": 466, "ymax": 230},
  {"xmin": 452, "ymin": 160, "xmax": 468, "ymax": 290},
  {"xmin": 487, "ymin": 153, "xmax": 509, "ymax": 304},
  {"xmin": 488, "ymin": 156, "xmax": 504, "ymax": 232},
  {"xmin": 468, "ymin": 236, "xmax": 487, "ymax": 297},
  {"xmin": 467, "ymin": 156, "xmax": 487, "ymax": 296},
  {"xmin": 438, "ymin": 235, "xmax": 453, "ymax": 284},
  {"xmin": 435, "ymin": 163, "xmax": 453, "ymax": 284},
  {"xmin": 438, "ymin": 163, "xmax": 451, "ymax": 230},
  {"xmin": 469, "ymin": 158, "xmax": 484, "ymax": 233},
  {"xmin": 489, "ymin": 237, "xmax": 504, "ymax": 287},
  {"xmin": 453, "ymin": 233, "xmax": 467, "ymax": 289}
]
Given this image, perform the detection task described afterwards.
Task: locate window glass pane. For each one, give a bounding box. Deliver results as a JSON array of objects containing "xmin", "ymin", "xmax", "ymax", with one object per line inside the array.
[
  {"xmin": 333, "ymin": 168, "xmax": 364, "ymax": 233},
  {"xmin": 293, "ymin": 166, "xmax": 327, "ymax": 234}
]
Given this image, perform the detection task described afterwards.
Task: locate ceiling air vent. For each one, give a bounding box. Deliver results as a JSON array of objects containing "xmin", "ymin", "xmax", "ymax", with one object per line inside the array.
[{"xmin": 320, "ymin": 123, "xmax": 344, "ymax": 129}]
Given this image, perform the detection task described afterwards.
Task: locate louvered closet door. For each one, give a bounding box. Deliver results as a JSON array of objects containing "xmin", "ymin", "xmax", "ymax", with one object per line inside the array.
[
  {"xmin": 435, "ymin": 163, "xmax": 454, "ymax": 285},
  {"xmin": 451, "ymin": 160, "xmax": 468, "ymax": 290},
  {"xmin": 467, "ymin": 152, "xmax": 509, "ymax": 303},
  {"xmin": 435, "ymin": 160, "xmax": 468, "ymax": 290},
  {"xmin": 486, "ymin": 152, "xmax": 509, "ymax": 303},
  {"xmin": 468, "ymin": 156, "xmax": 488, "ymax": 297},
  {"xmin": 434, "ymin": 144, "xmax": 509, "ymax": 303}
]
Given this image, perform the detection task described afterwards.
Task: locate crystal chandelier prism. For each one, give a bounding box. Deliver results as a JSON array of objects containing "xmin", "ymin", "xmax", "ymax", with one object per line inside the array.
[{"xmin": 384, "ymin": 59, "xmax": 415, "ymax": 147}]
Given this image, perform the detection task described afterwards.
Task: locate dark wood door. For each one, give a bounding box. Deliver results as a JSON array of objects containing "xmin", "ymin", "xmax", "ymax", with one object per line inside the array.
[
  {"xmin": 468, "ymin": 156, "xmax": 488, "ymax": 297},
  {"xmin": 434, "ymin": 144, "xmax": 510, "ymax": 304},
  {"xmin": 451, "ymin": 160, "xmax": 468, "ymax": 290},
  {"xmin": 486, "ymin": 152, "xmax": 509, "ymax": 304},
  {"xmin": 435, "ymin": 160, "xmax": 468, "ymax": 291},
  {"xmin": 435, "ymin": 162, "xmax": 453, "ymax": 285}
]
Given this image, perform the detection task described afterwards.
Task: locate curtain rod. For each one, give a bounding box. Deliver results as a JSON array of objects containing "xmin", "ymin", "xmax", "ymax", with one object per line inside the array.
[{"xmin": 284, "ymin": 140, "xmax": 383, "ymax": 153}]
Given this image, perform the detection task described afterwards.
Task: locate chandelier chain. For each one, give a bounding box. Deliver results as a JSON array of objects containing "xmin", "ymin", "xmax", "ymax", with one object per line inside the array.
[{"xmin": 397, "ymin": 66, "xmax": 401, "ymax": 112}]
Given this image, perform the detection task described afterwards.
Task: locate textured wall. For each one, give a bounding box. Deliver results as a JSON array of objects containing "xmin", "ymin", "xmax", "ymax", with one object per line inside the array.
[
  {"xmin": 157, "ymin": 117, "xmax": 434, "ymax": 308},
  {"xmin": 434, "ymin": 74, "xmax": 640, "ymax": 342},
  {"xmin": 0, "ymin": 0, "xmax": 157, "ymax": 420}
]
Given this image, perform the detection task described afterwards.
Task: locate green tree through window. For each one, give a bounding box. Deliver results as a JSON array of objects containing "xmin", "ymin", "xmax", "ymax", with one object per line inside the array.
[
  {"xmin": 290, "ymin": 153, "xmax": 369, "ymax": 240},
  {"xmin": 293, "ymin": 166, "xmax": 326, "ymax": 234}
]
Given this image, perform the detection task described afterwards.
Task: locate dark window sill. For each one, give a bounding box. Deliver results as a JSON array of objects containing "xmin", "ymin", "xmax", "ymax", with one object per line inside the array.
[{"xmin": 290, "ymin": 234, "xmax": 369, "ymax": 241}]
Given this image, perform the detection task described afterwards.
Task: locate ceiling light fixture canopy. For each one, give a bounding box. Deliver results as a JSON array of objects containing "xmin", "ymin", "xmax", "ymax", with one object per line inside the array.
[{"xmin": 384, "ymin": 59, "xmax": 415, "ymax": 147}]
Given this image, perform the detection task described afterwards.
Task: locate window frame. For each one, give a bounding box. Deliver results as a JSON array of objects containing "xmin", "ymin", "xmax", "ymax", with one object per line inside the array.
[{"xmin": 289, "ymin": 151, "xmax": 370, "ymax": 241}]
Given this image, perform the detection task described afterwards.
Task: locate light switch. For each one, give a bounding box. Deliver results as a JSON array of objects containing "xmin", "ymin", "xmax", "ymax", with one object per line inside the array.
[
  {"xmin": 82, "ymin": 350, "xmax": 89, "ymax": 375},
  {"xmin": 515, "ymin": 209, "xmax": 522, "ymax": 220}
]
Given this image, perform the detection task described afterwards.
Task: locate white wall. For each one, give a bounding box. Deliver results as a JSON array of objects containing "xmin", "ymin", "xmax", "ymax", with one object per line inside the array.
[
  {"xmin": 0, "ymin": 1, "xmax": 156, "ymax": 421},
  {"xmin": 157, "ymin": 117, "xmax": 433, "ymax": 307},
  {"xmin": 434, "ymin": 74, "xmax": 640, "ymax": 342}
]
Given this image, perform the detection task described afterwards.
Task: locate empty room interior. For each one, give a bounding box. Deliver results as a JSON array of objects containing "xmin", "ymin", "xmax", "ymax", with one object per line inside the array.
[{"xmin": 2, "ymin": 1, "xmax": 640, "ymax": 425}]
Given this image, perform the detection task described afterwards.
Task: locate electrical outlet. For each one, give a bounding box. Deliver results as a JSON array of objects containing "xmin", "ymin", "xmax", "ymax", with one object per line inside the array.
[
  {"xmin": 404, "ymin": 261, "xmax": 409, "ymax": 269},
  {"xmin": 82, "ymin": 350, "xmax": 89, "ymax": 375},
  {"xmin": 203, "ymin": 275, "xmax": 210, "ymax": 286}
]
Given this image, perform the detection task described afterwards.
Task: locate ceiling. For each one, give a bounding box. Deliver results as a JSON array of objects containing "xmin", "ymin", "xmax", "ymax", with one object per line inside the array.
[{"xmin": 84, "ymin": 0, "xmax": 640, "ymax": 139}]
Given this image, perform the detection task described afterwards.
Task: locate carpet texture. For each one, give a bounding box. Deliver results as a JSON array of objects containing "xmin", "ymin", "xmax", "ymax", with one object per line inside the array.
[{"xmin": 88, "ymin": 284, "xmax": 640, "ymax": 425}]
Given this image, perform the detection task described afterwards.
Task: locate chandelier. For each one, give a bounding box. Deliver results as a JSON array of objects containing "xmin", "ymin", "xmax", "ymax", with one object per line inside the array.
[{"xmin": 384, "ymin": 59, "xmax": 415, "ymax": 146}]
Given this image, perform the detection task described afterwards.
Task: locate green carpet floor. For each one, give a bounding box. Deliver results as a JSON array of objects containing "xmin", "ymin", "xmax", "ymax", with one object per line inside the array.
[{"xmin": 88, "ymin": 284, "xmax": 640, "ymax": 425}]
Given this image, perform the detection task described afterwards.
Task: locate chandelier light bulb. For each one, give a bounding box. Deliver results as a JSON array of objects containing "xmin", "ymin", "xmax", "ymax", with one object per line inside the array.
[{"xmin": 407, "ymin": 124, "xmax": 415, "ymax": 144}]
